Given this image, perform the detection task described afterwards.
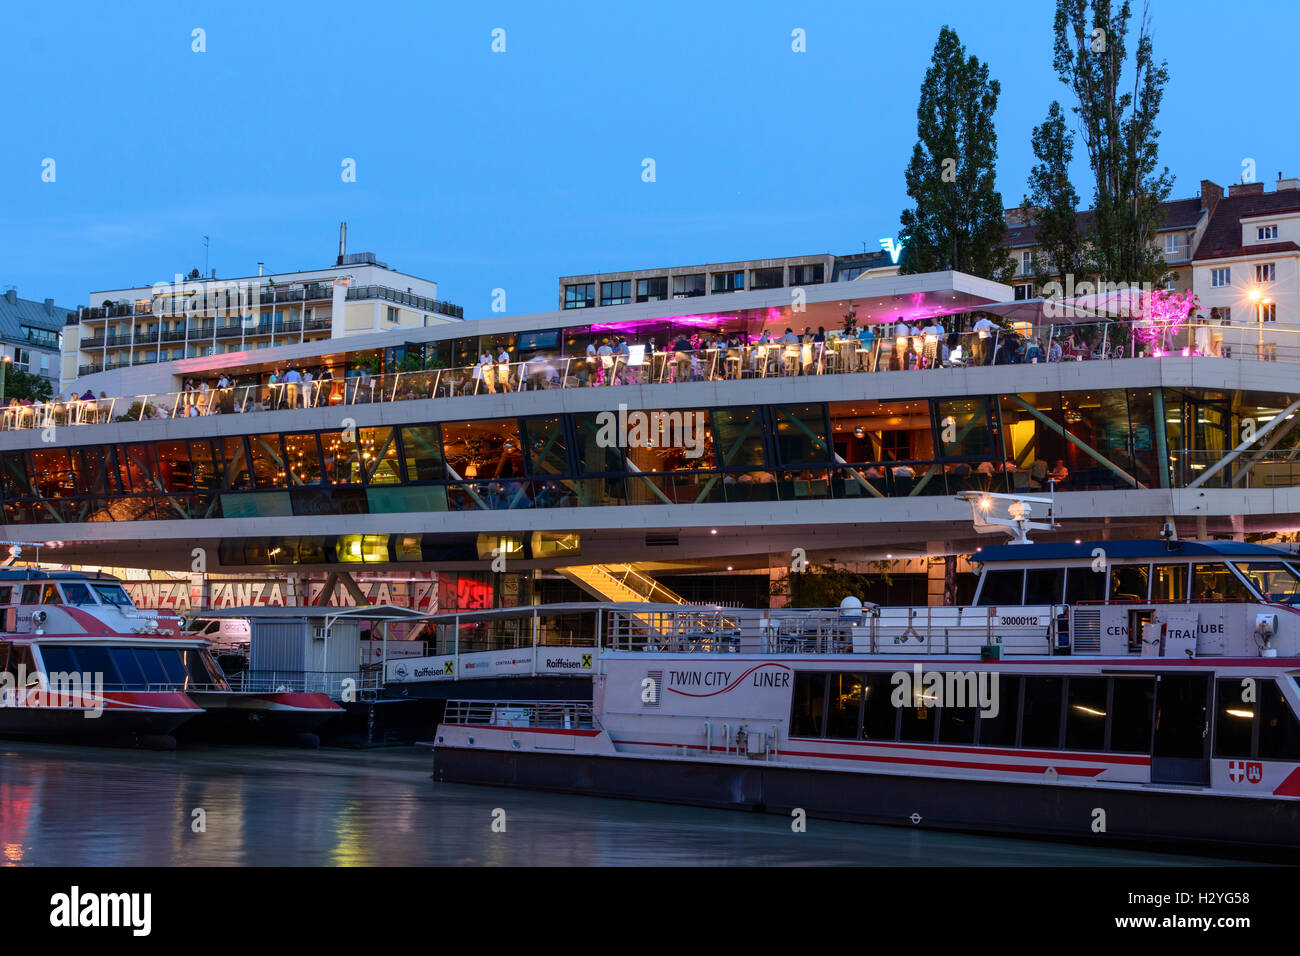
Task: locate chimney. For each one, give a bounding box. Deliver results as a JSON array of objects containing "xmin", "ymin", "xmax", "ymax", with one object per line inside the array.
[
  {"xmin": 337, "ymin": 222, "xmax": 348, "ymax": 266},
  {"xmin": 1278, "ymin": 175, "xmax": 1300, "ymax": 192},
  {"xmin": 211, "ymin": 268, "xmax": 216, "ymax": 279},
  {"xmin": 257, "ymin": 262, "xmax": 264, "ymax": 277},
  {"xmin": 1200, "ymin": 179, "xmax": 1223, "ymax": 217},
  {"xmin": 44, "ymin": 297, "xmax": 54, "ymax": 315},
  {"xmin": 1229, "ymin": 182, "xmax": 1264, "ymax": 197},
  {"xmin": 4, "ymin": 289, "xmax": 15, "ymax": 306}
]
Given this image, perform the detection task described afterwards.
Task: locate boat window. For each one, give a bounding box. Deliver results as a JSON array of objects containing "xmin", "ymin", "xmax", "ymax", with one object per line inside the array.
[
  {"xmin": 976, "ymin": 675, "xmax": 1020, "ymax": 746},
  {"xmin": 183, "ymin": 648, "xmax": 225, "ymax": 686},
  {"xmin": 1024, "ymin": 568, "xmax": 1065, "ymax": 606},
  {"xmin": 789, "ymin": 673, "xmax": 826, "ymax": 737},
  {"xmin": 1064, "ymin": 567, "xmax": 1105, "ymax": 605},
  {"xmin": 20, "ymin": 585, "xmax": 38, "ymax": 604},
  {"xmin": 109, "ymin": 648, "xmax": 148, "ymax": 688},
  {"xmin": 825, "ymin": 672, "xmax": 864, "ymax": 739},
  {"xmin": 1151, "ymin": 564, "xmax": 1188, "ymax": 602},
  {"xmin": 861, "ymin": 673, "xmax": 898, "ymax": 741},
  {"xmin": 90, "ymin": 584, "xmax": 133, "ymax": 607},
  {"xmin": 0, "ymin": 586, "xmax": 11, "ymax": 605},
  {"xmin": 3, "ymin": 644, "xmax": 36, "ymax": 686},
  {"xmin": 1064, "ymin": 677, "xmax": 1107, "ymax": 751},
  {"xmin": 59, "ymin": 583, "xmax": 96, "ymax": 605},
  {"xmin": 898, "ymin": 695, "xmax": 936, "ymax": 743},
  {"xmin": 134, "ymin": 649, "xmax": 169, "ymax": 685},
  {"xmin": 1233, "ymin": 562, "xmax": 1300, "ymax": 604},
  {"xmin": 937, "ymin": 673, "xmax": 978, "ymax": 744},
  {"xmin": 1020, "ymin": 676, "xmax": 1063, "ymax": 749},
  {"xmin": 1190, "ymin": 563, "xmax": 1252, "ymax": 603},
  {"xmin": 1108, "ymin": 677, "xmax": 1155, "ymax": 753},
  {"xmin": 38, "ymin": 584, "xmax": 58, "ymax": 604},
  {"xmin": 36, "ymin": 645, "xmax": 77, "ymax": 674},
  {"xmin": 1108, "ymin": 564, "xmax": 1150, "ymax": 603},
  {"xmin": 0, "ymin": 642, "xmax": 10, "ymax": 674},
  {"xmin": 1213, "ymin": 678, "xmax": 1255, "ymax": 758},
  {"xmin": 1260, "ymin": 680, "xmax": 1300, "ymax": 760},
  {"xmin": 977, "ymin": 569, "xmax": 1023, "ymax": 606},
  {"xmin": 66, "ymin": 646, "xmax": 120, "ymax": 686},
  {"xmin": 154, "ymin": 649, "xmax": 190, "ymax": 684}
]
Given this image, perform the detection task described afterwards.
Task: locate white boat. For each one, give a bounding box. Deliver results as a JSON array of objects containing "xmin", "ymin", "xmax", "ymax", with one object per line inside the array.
[{"xmin": 427, "ymin": 538, "xmax": 1300, "ymax": 854}]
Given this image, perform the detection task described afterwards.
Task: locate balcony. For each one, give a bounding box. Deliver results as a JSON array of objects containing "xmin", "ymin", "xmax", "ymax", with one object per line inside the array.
[
  {"xmin": 77, "ymin": 364, "xmax": 103, "ymax": 376},
  {"xmin": 347, "ymin": 284, "xmax": 463, "ymax": 319}
]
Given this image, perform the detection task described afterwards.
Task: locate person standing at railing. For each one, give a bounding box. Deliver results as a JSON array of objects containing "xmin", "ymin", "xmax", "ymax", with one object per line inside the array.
[
  {"xmin": 282, "ymin": 366, "xmax": 303, "ymax": 409},
  {"xmin": 972, "ymin": 315, "xmax": 997, "ymax": 365},
  {"xmin": 497, "ymin": 346, "xmax": 512, "ymax": 391}
]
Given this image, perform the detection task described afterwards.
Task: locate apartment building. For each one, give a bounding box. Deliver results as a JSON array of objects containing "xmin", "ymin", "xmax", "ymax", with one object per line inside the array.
[
  {"xmin": 0, "ymin": 288, "xmax": 68, "ymax": 389},
  {"xmin": 1191, "ymin": 176, "xmax": 1300, "ymax": 360},
  {"xmin": 62, "ymin": 227, "xmax": 462, "ymax": 393},
  {"xmin": 1001, "ymin": 188, "xmax": 1213, "ymax": 300}
]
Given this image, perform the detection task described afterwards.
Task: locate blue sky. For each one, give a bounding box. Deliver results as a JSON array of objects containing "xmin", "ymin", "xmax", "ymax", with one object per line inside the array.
[{"xmin": 1, "ymin": 0, "xmax": 1295, "ymax": 316}]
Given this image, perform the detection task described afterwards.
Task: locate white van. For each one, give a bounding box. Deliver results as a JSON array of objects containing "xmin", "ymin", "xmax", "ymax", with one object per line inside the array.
[{"xmin": 188, "ymin": 617, "xmax": 251, "ymax": 650}]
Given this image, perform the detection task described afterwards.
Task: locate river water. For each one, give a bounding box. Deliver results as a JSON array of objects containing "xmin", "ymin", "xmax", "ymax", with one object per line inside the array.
[{"xmin": 0, "ymin": 743, "xmax": 1238, "ymax": 866}]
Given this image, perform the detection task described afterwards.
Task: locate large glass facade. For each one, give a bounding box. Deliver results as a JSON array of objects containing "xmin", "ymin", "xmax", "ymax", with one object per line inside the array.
[{"xmin": 0, "ymin": 387, "xmax": 1295, "ymax": 525}]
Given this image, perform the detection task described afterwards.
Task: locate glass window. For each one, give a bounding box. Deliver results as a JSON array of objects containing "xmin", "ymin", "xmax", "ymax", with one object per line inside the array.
[
  {"xmin": 1109, "ymin": 677, "xmax": 1154, "ymax": 753},
  {"xmin": 68, "ymin": 645, "xmax": 119, "ymax": 686},
  {"xmin": 563, "ymin": 283, "xmax": 594, "ymax": 309},
  {"xmin": 1190, "ymin": 563, "xmax": 1252, "ymax": 602},
  {"xmin": 1152, "ymin": 564, "xmax": 1188, "ymax": 602},
  {"xmin": 825, "ymin": 673, "xmax": 865, "ymax": 739},
  {"xmin": 635, "ymin": 277, "xmax": 667, "ymax": 303},
  {"xmin": 936, "ymin": 399, "xmax": 993, "ymax": 459},
  {"xmin": 898, "ymin": 693, "xmax": 936, "ymax": 742},
  {"xmin": 710, "ymin": 408, "xmax": 768, "ymax": 472},
  {"xmin": 1214, "ymin": 678, "xmax": 1255, "ymax": 758},
  {"xmin": 1020, "ymin": 676, "xmax": 1063, "ymax": 749},
  {"xmin": 91, "ymin": 584, "xmax": 132, "ymax": 607},
  {"xmin": 135, "ymin": 649, "xmax": 168, "ymax": 684},
  {"xmin": 1065, "ymin": 567, "xmax": 1106, "ymax": 605},
  {"xmin": 938, "ymin": 674, "xmax": 978, "ymax": 744},
  {"xmin": 359, "ymin": 427, "xmax": 401, "ymax": 485},
  {"xmin": 322, "ymin": 429, "xmax": 363, "ymax": 485},
  {"xmin": 1234, "ymin": 562, "xmax": 1300, "ymax": 603},
  {"xmin": 59, "ymin": 583, "xmax": 94, "ymax": 605},
  {"xmin": 1024, "ymin": 568, "xmax": 1065, "ymax": 605},
  {"xmin": 283, "ymin": 433, "xmax": 323, "ymax": 486},
  {"xmin": 247, "ymin": 435, "xmax": 285, "ymax": 489},
  {"xmin": 711, "ymin": 271, "xmax": 744, "ymax": 293},
  {"xmin": 522, "ymin": 416, "xmax": 570, "ymax": 478},
  {"xmin": 1064, "ymin": 677, "xmax": 1107, "ymax": 751},
  {"xmin": 154, "ymin": 649, "xmax": 190, "ymax": 683},
  {"xmin": 401, "ymin": 425, "xmax": 445, "ymax": 482},
  {"xmin": 189, "ymin": 440, "xmax": 222, "ymax": 491},
  {"xmin": 1109, "ymin": 564, "xmax": 1150, "ymax": 602},
  {"xmin": 109, "ymin": 648, "xmax": 148, "ymax": 688},
  {"xmin": 977, "ymin": 675, "xmax": 1020, "ymax": 746},
  {"xmin": 599, "ymin": 281, "xmax": 631, "ymax": 307},
  {"xmin": 789, "ymin": 264, "xmax": 824, "ymax": 285},
  {"xmin": 221, "ymin": 437, "xmax": 252, "ymax": 490},
  {"xmin": 789, "ymin": 672, "xmax": 826, "ymax": 737},
  {"xmin": 441, "ymin": 420, "xmax": 526, "ymax": 482},
  {"xmin": 751, "ymin": 267, "xmax": 783, "ymax": 290},
  {"xmin": 672, "ymin": 274, "xmax": 705, "ymax": 298},
  {"xmin": 772, "ymin": 405, "xmax": 830, "ymax": 465},
  {"xmin": 155, "ymin": 441, "xmax": 192, "ymax": 492},
  {"xmin": 978, "ymin": 569, "xmax": 1024, "ymax": 606},
  {"xmin": 1260, "ymin": 680, "xmax": 1300, "ymax": 760},
  {"xmin": 37, "ymin": 645, "xmax": 76, "ymax": 674},
  {"xmin": 861, "ymin": 673, "xmax": 897, "ymax": 740}
]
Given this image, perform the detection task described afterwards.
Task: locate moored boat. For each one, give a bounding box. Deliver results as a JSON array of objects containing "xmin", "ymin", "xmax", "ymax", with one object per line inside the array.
[{"xmin": 427, "ymin": 537, "xmax": 1300, "ymax": 854}]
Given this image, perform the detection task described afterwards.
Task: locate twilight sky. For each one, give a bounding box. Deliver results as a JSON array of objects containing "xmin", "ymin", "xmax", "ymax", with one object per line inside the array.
[{"xmin": 1, "ymin": 0, "xmax": 1294, "ymax": 316}]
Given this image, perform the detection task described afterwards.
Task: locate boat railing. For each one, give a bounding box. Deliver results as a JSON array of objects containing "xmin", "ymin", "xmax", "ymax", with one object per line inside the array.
[
  {"xmin": 605, "ymin": 607, "xmax": 743, "ymax": 652},
  {"xmin": 223, "ymin": 669, "xmax": 379, "ymax": 700},
  {"xmin": 442, "ymin": 699, "xmax": 595, "ymax": 730}
]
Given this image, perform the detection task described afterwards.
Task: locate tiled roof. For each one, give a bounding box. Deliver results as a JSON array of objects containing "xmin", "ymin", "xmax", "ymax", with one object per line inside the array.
[
  {"xmin": 0, "ymin": 290, "xmax": 70, "ymax": 346},
  {"xmin": 1003, "ymin": 195, "xmax": 1205, "ymax": 249},
  {"xmin": 1193, "ymin": 189, "xmax": 1300, "ymax": 261}
]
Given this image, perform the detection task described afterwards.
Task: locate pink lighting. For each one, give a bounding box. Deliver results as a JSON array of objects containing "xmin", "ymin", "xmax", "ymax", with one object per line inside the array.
[{"xmin": 1135, "ymin": 288, "xmax": 1199, "ymax": 355}]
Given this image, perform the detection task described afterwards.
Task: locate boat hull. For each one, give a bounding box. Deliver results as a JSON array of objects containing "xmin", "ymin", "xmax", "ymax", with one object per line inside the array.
[
  {"xmin": 0, "ymin": 691, "xmax": 198, "ymax": 744},
  {"xmin": 431, "ymin": 745, "xmax": 1300, "ymax": 856},
  {"xmin": 179, "ymin": 692, "xmax": 343, "ymax": 744}
]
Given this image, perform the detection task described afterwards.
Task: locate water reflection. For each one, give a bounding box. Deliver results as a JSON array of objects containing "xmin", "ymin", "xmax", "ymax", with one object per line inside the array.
[{"xmin": 0, "ymin": 743, "xmax": 1239, "ymax": 866}]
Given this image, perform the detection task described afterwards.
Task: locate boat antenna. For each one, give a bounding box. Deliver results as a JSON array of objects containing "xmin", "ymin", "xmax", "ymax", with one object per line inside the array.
[
  {"xmin": 0, "ymin": 539, "xmax": 64, "ymax": 569},
  {"xmin": 955, "ymin": 491, "xmax": 1059, "ymax": 545}
]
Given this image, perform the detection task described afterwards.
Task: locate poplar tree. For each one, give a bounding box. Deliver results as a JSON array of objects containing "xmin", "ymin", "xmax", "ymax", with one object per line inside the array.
[
  {"xmin": 898, "ymin": 26, "xmax": 1013, "ymax": 283},
  {"xmin": 1023, "ymin": 100, "xmax": 1084, "ymax": 284},
  {"xmin": 1052, "ymin": 0, "xmax": 1173, "ymax": 286}
]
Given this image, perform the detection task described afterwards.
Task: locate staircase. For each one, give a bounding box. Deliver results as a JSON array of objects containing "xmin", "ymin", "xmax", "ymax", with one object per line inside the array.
[{"xmin": 557, "ymin": 563, "xmax": 688, "ymax": 605}]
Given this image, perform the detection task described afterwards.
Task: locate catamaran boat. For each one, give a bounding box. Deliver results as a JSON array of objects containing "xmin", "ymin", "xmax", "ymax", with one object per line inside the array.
[
  {"xmin": 428, "ymin": 537, "xmax": 1300, "ymax": 854},
  {"xmin": 0, "ymin": 568, "xmax": 340, "ymax": 747}
]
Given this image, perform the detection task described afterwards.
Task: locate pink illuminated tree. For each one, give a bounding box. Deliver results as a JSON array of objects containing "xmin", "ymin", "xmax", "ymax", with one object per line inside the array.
[{"xmin": 1135, "ymin": 288, "xmax": 1200, "ymax": 354}]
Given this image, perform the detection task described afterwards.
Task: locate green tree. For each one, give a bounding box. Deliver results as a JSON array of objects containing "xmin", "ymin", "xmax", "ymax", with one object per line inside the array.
[
  {"xmin": 3, "ymin": 367, "xmax": 53, "ymax": 403},
  {"xmin": 772, "ymin": 558, "xmax": 891, "ymax": 607},
  {"xmin": 899, "ymin": 26, "xmax": 1013, "ymax": 284},
  {"xmin": 1023, "ymin": 100, "xmax": 1084, "ymax": 284},
  {"xmin": 1052, "ymin": 0, "xmax": 1173, "ymax": 286}
]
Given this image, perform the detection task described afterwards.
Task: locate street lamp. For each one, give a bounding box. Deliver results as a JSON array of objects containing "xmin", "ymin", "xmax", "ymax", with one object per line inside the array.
[{"xmin": 0, "ymin": 354, "xmax": 10, "ymax": 405}]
